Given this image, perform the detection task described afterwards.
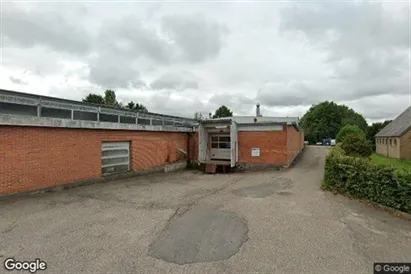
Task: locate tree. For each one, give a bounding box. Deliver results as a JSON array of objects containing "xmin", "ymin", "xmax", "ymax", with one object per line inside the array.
[
  {"xmin": 82, "ymin": 93, "xmax": 105, "ymax": 105},
  {"xmin": 367, "ymin": 120, "xmax": 392, "ymax": 141},
  {"xmin": 104, "ymin": 89, "xmax": 117, "ymax": 106},
  {"xmin": 126, "ymin": 100, "xmax": 148, "ymax": 113},
  {"xmin": 341, "ymin": 133, "xmax": 373, "ymax": 158},
  {"xmin": 212, "ymin": 105, "xmax": 233, "ymax": 118},
  {"xmin": 336, "ymin": 125, "xmax": 366, "ymax": 143},
  {"xmin": 194, "ymin": 111, "xmax": 204, "ymax": 122},
  {"xmin": 127, "ymin": 101, "xmax": 136, "ymax": 109},
  {"xmin": 134, "ymin": 103, "xmax": 148, "ymax": 113},
  {"xmin": 83, "ymin": 90, "xmax": 148, "ymax": 112},
  {"xmin": 300, "ymin": 101, "xmax": 368, "ymax": 144}
]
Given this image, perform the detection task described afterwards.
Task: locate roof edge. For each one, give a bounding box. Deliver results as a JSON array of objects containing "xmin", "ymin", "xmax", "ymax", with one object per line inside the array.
[{"xmin": 375, "ymin": 124, "xmax": 411, "ymax": 137}]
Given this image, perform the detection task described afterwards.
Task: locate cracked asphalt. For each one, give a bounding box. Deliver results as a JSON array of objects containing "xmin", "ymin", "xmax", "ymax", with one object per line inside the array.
[{"xmin": 1, "ymin": 146, "xmax": 410, "ymax": 273}]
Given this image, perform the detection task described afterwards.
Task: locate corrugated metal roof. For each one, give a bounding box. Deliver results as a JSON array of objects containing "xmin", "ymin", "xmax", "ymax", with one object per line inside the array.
[{"xmin": 375, "ymin": 106, "xmax": 411, "ymax": 137}]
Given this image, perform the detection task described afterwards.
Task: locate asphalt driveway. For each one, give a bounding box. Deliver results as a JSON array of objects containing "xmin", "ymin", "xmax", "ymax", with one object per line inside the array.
[{"xmin": 1, "ymin": 147, "xmax": 410, "ymax": 273}]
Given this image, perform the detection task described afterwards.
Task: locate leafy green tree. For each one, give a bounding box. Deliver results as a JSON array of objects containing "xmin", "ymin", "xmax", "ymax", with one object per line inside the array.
[
  {"xmin": 341, "ymin": 133, "xmax": 373, "ymax": 158},
  {"xmin": 336, "ymin": 125, "xmax": 366, "ymax": 143},
  {"xmin": 126, "ymin": 100, "xmax": 148, "ymax": 113},
  {"xmin": 367, "ymin": 120, "xmax": 392, "ymax": 141},
  {"xmin": 212, "ymin": 105, "xmax": 233, "ymax": 118},
  {"xmin": 104, "ymin": 90, "xmax": 117, "ymax": 106},
  {"xmin": 82, "ymin": 93, "xmax": 105, "ymax": 105},
  {"xmin": 134, "ymin": 103, "xmax": 148, "ymax": 113},
  {"xmin": 83, "ymin": 90, "xmax": 147, "ymax": 112},
  {"xmin": 127, "ymin": 101, "xmax": 136, "ymax": 109},
  {"xmin": 300, "ymin": 101, "xmax": 368, "ymax": 144}
]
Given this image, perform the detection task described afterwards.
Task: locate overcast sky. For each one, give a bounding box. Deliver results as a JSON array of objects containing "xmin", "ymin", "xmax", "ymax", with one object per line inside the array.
[{"xmin": 1, "ymin": 1, "xmax": 409, "ymax": 122}]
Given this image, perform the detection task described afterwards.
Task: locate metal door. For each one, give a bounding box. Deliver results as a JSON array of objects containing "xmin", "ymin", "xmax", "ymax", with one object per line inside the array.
[
  {"xmin": 210, "ymin": 135, "xmax": 231, "ymax": 160},
  {"xmin": 101, "ymin": 141, "xmax": 130, "ymax": 175}
]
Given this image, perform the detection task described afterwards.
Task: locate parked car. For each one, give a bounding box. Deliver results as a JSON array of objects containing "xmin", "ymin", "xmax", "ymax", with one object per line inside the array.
[
  {"xmin": 330, "ymin": 139, "xmax": 336, "ymax": 146},
  {"xmin": 316, "ymin": 142, "xmax": 322, "ymax": 145},
  {"xmin": 323, "ymin": 138, "xmax": 331, "ymax": 146}
]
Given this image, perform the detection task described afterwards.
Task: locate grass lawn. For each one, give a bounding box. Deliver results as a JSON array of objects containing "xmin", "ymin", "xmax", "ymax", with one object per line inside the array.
[{"xmin": 371, "ymin": 153, "xmax": 411, "ymax": 172}]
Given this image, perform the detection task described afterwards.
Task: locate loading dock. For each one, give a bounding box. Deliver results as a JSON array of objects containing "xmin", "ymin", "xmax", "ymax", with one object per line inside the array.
[{"xmin": 197, "ymin": 105, "xmax": 304, "ymax": 172}]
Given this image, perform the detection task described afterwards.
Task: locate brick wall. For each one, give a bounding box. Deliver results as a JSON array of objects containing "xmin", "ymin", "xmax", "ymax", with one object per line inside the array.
[
  {"xmin": 286, "ymin": 126, "xmax": 304, "ymax": 165},
  {"xmin": 238, "ymin": 128, "xmax": 288, "ymax": 165},
  {"xmin": 0, "ymin": 126, "xmax": 188, "ymax": 195},
  {"xmin": 188, "ymin": 132, "xmax": 198, "ymax": 162},
  {"xmin": 376, "ymin": 137, "xmax": 401, "ymax": 159},
  {"xmin": 400, "ymin": 130, "xmax": 411, "ymax": 160}
]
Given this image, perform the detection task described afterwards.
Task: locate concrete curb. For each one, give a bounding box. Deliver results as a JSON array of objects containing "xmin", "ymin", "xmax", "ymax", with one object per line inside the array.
[
  {"xmin": 359, "ymin": 199, "xmax": 411, "ymax": 221},
  {"xmin": 321, "ymin": 186, "xmax": 411, "ymax": 221}
]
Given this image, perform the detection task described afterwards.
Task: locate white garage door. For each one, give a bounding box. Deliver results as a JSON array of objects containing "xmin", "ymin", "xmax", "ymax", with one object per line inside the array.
[
  {"xmin": 210, "ymin": 135, "xmax": 231, "ymax": 160},
  {"xmin": 101, "ymin": 142, "xmax": 130, "ymax": 175}
]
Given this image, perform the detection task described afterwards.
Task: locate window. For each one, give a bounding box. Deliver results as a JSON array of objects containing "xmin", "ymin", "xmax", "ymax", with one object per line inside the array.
[
  {"xmin": 0, "ymin": 102, "xmax": 37, "ymax": 116},
  {"xmin": 101, "ymin": 142, "xmax": 130, "ymax": 175},
  {"xmin": 394, "ymin": 139, "xmax": 397, "ymax": 146},
  {"xmin": 390, "ymin": 139, "xmax": 392, "ymax": 145},
  {"xmin": 41, "ymin": 107, "xmax": 71, "ymax": 119},
  {"xmin": 210, "ymin": 135, "xmax": 231, "ymax": 149},
  {"xmin": 73, "ymin": 111, "xmax": 98, "ymax": 121}
]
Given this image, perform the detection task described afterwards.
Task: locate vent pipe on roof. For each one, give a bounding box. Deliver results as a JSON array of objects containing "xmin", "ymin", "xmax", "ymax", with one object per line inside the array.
[{"xmin": 256, "ymin": 103, "xmax": 262, "ymax": 117}]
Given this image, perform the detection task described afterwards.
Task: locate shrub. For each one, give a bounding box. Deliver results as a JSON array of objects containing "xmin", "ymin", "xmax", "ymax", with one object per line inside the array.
[
  {"xmin": 323, "ymin": 147, "xmax": 411, "ymax": 214},
  {"xmin": 336, "ymin": 124, "xmax": 366, "ymax": 143},
  {"xmin": 329, "ymin": 143, "xmax": 345, "ymax": 156},
  {"xmin": 340, "ymin": 134, "xmax": 373, "ymax": 158}
]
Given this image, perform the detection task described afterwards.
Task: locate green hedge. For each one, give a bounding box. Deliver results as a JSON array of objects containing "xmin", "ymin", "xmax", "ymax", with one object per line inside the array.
[{"xmin": 323, "ymin": 147, "xmax": 411, "ymax": 214}]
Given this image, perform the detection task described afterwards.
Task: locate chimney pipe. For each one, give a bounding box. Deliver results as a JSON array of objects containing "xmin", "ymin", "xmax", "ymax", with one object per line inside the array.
[{"xmin": 256, "ymin": 103, "xmax": 261, "ymax": 117}]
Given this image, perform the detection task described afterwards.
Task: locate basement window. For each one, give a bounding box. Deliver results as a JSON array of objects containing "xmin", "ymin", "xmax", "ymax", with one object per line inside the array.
[{"xmin": 101, "ymin": 142, "xmax": 130, "ymax": 175}]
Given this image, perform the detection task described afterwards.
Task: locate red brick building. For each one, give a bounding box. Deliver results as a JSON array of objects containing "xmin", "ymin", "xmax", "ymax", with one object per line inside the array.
[
  {"xmin": 196, "ymin": 115, "xmax": 304, "ymax": 170},
  {"xmin": 0, "ymin": 89, "xmax": 195, "ymax": 196},
  {"xmin": 0, "ymin": 90, "xmax": 304, "ymax": 196},
  {"xmin": 0, "ymin": 127, "xmax": 191, "ymax": 195}
]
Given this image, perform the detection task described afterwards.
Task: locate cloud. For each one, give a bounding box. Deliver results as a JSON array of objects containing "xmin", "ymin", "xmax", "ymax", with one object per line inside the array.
[
  {"xmin": 280, "ymin": 2, "xmax": 408, "ymax": 71},
  {"xmin": 150, "ymin": 71, "xmax": 199, "ymax": 90},
  {"xmin": 341, "ymin": 94, "xmax": 410, "ymax": 121},
  {"xmin": 88, "ymin": 52, "xmax": 143, "ymax": 89},
  {"xmin": 162, "ymin": 13, "xmax": 229, "ymax": 63},
  {"xmin": 88, "ymin": 15, "xmax": 173, "ymax": 88},
  {"xmin": 0, "ymin": 1, "xmax": 408, "ymax": 121},
  {"xmin": 98, "ymin": 16, "xmax": 172, "ymax": 64},
  {"xmin": 277, "ymin": 1, "xmax": 409, "ymax": 112},
  {"xmin": 208, "ymin": 93, "xmax": 256, "ymax": 115},
  {"xmin": 9, "ymin": 77, "xmax": 28, "ymax": 85},
  {"xmin": 2, "ymin": 46, "xmax": 65, "ymax": 76},
  {"xmin": 2, "ymin": 3, "xmax": 91, "ymax": 55},
  {"xmin": 257, "ymin": 76, "xmax": 409, "ymax": 107}
]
